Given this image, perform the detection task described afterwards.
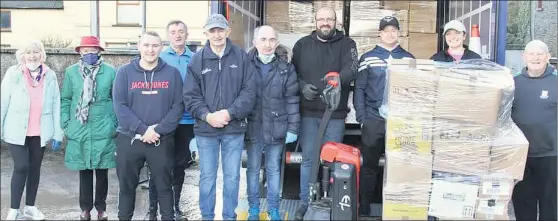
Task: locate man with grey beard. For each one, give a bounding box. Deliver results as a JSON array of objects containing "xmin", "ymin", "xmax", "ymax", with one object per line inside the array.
[{"xmin": 290, "ymin": 6, "xmax": 359, "ymax": 220}]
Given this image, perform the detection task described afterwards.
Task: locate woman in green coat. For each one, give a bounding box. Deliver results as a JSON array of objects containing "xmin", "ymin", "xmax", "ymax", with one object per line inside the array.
[{"xmin": 60, "ymin": 36, "xmax": 117, "ymax": 221}]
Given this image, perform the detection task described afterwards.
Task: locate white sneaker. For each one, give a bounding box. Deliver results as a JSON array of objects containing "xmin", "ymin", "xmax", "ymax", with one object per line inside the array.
[
  {"xmin": 23, "ymin": 206, "xmax": 45, "ymax": 220},
  {"xmin": 4, "ymin": 208, "xmax": 19, "ymax": 220}
]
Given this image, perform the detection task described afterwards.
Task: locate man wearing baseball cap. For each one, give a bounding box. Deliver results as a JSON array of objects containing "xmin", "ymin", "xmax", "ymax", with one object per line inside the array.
[
  {"xmin": 183, "ymin": 14, "xmax": 256, "ymax": 220},
  {"xmin": 353, "ymin": 15, "xmax": 415, "ymax": 216},
  {"xmin": 430, "ymin": 20, "xmax": 482, "ymax": 62}
]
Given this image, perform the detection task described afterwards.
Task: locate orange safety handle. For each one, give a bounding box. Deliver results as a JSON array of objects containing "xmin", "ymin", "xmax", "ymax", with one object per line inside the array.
[{"xmin": 325, "ymin": 72, "xmax": 340, "ymax": 88}]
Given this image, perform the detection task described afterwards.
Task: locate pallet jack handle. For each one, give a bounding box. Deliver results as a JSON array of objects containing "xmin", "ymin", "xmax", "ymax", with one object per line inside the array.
[{"xmin": 307, "ymin": 72, "xmax": 341, "ymax": 202}]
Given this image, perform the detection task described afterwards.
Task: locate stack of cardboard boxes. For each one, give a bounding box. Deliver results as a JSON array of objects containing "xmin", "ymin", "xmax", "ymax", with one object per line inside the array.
[{"xmin": 382, "ymin": 59, "xmax": 529, "ymax": 220}]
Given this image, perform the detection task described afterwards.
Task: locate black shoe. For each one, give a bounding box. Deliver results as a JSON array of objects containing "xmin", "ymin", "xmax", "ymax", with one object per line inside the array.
[
  {"xmin": 294, "ymin": 204, "xmax": 308, "ymax": 221},
  {"xmin": 175, "ymin": 209, "xmax": 188, "ymax": 221},
  {"xmin": 144, "ymin": 209, "xmax": 157, "ymax": 221}
]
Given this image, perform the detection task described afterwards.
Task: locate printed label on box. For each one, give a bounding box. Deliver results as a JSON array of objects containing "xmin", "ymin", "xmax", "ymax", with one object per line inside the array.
[
  {"xmin": 477, "ymin": 199, "xmax": 506, "ymax": 216},
  {"xmin": 428, "ymin": 180, "xmax": 479, "ymax": 219},
  {"xmin": 482, "ymin": 180, "xmax": 511, "ymax": 196}
]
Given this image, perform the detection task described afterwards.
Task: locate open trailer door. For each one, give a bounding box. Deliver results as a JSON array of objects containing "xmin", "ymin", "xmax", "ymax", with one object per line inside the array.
[{"xmin": 438, "ymin": 0, "xmax": 507, "ymax": 65}]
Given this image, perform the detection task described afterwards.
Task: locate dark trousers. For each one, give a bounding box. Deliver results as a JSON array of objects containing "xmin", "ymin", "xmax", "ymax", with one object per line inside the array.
[
  {"xmin": 79, "ymin": 169, "xmax": 109, "ymax": 212},
  {"xmin": 149, "ymin": 124, "xmax": 194, "ymax": 211},
  {"xmin": 8, "ymin": 136, "xmax": 45, "ymax": 209},
  {"xmin": 359, "ymin": 117, "xmax": 386, "ymax": 215},
  {"xmin": 115, "ymin": 133, "xmax": 175, "ymax": 220},
  {"xmin": 512, "ymin": 156, "xmax": 557, "ymax": 221}
]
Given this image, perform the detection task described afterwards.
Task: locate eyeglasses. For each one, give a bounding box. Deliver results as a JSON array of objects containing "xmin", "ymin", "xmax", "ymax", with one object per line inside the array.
[{"xmin": 316, "ymin": 18, "xmax": 336, "ymax": 23}]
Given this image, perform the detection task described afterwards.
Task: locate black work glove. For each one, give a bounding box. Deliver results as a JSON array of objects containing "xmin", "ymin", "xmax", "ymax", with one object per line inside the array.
[{"xmin": 302, "ymin": 84, "xmax": 319, "ymax": 100}]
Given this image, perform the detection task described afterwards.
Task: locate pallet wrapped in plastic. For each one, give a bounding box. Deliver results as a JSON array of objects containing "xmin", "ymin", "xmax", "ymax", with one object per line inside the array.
[{"xmin": 379, "ymin": 59, "xmax": 529, "ymax": 220}]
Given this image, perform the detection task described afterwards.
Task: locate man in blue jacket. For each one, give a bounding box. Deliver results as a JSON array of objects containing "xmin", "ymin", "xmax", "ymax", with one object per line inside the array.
[
  {"xmin": 353, "ymin": 16, "xmax": 415, "ymax": 216},
  {"xmin": 183, "ymin": 14, "xmax": 256, "ymax": 220},
  {"xmin": 146, "ymin": 20, "xmax": 194, "ymax": 221},
  {"xmin": 245, "ymin": 25, "xmax": 300, "ymax": 221},
  {"xmin": 511, "ymin": 40, "xmax": 557, "ymax": 221},
  {"xmin": 113, "ymin": 31, "xmax": 184, "ymax": 221}
]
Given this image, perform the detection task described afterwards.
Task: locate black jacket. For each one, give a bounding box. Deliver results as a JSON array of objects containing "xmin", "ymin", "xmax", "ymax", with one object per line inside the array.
[
  {"xmin": 183, "ymin": 39, "xmax": 257, "ymax": 136},
  {"xmin": 430, "ymin": 46, "xmax": 482, "ymax": 62},
  {"xmin": 246, "ymin": 49, "xmax": 300, "ymax": 144},
  {"xmin": 292, "ymin": 30, "xmax": 359, "ymax": 119}
]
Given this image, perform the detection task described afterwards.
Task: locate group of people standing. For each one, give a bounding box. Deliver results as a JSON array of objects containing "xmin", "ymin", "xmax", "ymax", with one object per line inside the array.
[{"xmin": 1, "ymin": 5, "xmax": 556, "ymax": 221}]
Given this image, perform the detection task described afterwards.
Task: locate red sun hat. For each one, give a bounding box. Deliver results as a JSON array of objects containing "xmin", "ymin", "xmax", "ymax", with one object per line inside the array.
[{"xmin": 75, "ymin": 36, "xmax": 105, "ymax": 52}]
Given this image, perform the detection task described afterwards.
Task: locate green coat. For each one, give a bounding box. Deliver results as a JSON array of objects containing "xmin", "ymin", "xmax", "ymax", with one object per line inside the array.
[{"xmin": 61, "ymin": 62, "xmax": 118, "ymax": 171}]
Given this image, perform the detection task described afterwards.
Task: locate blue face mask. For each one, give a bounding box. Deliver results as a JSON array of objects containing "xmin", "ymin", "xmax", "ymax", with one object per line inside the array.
[{"xmin": 82, "ymin": 53, "xmax": 100, "ymax": 65}]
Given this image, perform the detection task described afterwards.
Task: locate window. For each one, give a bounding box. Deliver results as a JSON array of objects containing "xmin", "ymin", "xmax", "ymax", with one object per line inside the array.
[
  {"xmin": 1, "ymin": 10, "xmax": 11, "ymax": 31},
  {"xmin": 116, "ymin": 0, "xmax": 140, "ymax": 25}
]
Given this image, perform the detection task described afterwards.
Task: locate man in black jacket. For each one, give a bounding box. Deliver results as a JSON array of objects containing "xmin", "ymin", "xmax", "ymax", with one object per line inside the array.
[
  {"xmin": 183, "ymin": 14, "xmax": 256, "ymax": 221},
  {"xmin": 245, "ymin": 25, "xmax": 300, "ymax": 221},
  {"xmin": 291, "ymin": 6, "xmax": 359, "ymax": 220}
]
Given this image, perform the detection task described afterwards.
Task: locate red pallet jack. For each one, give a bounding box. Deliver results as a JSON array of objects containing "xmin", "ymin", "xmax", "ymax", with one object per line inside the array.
[{"xmin": 300, "ymin": 72, "xmax": 363, "ymax": 220}]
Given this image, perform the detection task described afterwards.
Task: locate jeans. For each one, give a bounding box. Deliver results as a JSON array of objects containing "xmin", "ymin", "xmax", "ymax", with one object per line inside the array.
[
  {"xmin": 197, "ymin": 134, "xmax": 245, "ymax": 220},
  {"xmin": 7, "ymin": 136, "xmax": 45, "ymax": 209},
  {"xmin": 246, "ymin": 130, "xmax": 284, "ymax": 210},
  {"xmin": 299, "ymin": 116, "xmax": 345, "ymax": 204}
]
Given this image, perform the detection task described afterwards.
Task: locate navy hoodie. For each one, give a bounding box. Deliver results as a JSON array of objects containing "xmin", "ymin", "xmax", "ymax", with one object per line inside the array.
[
  {"xmin": 512, "ymin": 64, "xmax": 557, "ymax": 157},
  {"xmin": 113, "ymin": 57, "xmax": 184, "ymax": 138}
]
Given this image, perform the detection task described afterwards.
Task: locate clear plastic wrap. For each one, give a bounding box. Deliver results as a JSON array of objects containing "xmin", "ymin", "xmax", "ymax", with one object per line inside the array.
[{"xmin": 380, "ymin": 59, "xmax": 529, "ymax": 220}]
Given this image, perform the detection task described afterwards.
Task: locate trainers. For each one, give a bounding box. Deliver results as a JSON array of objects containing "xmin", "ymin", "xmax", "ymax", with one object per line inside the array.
[
  {"xmin": 5, "ymin": 208, "xmax": 19, "ymax": 220},
  {"xmin": 97, "ymin": 210, "xmax": 108, "ymax": 221},
  {"xmin": 80, "ymin": 210, "xmax": 91, "ymax": 221},
  {"xmin": 267, "ymin": 208, "xmax": 281, "ymax": 221},
  {"xmin": 294, "ymin": 204, "xmax": 308, "ymax": 221},
  {"xmin": 247, "ymin": 206, "xmax": 260, "ymax": 220},
  {"xmin": 175, "ymin": 209, "xmax": 188, "ymax": 221},
  {"xmin": 23, "ymin": 206, "xmax": 45, "ymax": 220}
]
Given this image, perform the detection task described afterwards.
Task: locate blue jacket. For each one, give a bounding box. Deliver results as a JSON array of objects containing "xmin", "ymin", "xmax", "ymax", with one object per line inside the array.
[
  {"xmin": 183, "ymin": 39, "xmax": 257, "ymax": 136},
  {"xmin": 113, "ymin": 57, "xmax": 184, "ymax": 138},
  {"xmin": 160, "ymin": 46, "xmax": 194, "ymax": 124},
  {"xmin": 353, "ymin": 45, "xmax": 415, "ymax": 123},
  {"xmin": 512, "ymin": 64, "xmax": 557, "ymax": 157},
  {"xmin": 246, "ymin": 49, "xmax": 300, "ymax": 145}
]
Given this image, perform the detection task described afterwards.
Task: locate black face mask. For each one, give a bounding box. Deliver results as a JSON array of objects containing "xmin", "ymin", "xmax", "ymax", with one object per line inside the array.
[{"xmin": 317, "ymin": 23, "xmax": 336, "ymax": 40}]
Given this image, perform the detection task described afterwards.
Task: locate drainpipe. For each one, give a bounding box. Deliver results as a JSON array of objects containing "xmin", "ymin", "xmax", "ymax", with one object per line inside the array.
[
  {"xmin": 141, "ymin": 0, "xmax": 147, "ymax": 34},
  {"xmin": 90, "ymin": 0, "xmax": 100, "ymax": 38}
]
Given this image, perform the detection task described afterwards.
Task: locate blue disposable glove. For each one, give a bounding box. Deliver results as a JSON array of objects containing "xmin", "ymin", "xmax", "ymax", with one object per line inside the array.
[
  {"xmin": 51, "ymin": 140, "xmax": 62, "ymax": 151},
  {"xmin": 285, "ymin": 132, "xmax": 298, "ymax": 144}
]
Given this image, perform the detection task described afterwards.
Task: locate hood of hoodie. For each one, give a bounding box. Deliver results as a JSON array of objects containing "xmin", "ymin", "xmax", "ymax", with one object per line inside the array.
[
  {"xmin": 308, "ymin": 29, "xmax": 346, "ymax": 68},
  {"xmin": 131, "ymin": 56, "xmax": 168, "ymax": 72},
  {"xmin": 521, "ymin": 64, "xmax": 556, "ymax": 79}
]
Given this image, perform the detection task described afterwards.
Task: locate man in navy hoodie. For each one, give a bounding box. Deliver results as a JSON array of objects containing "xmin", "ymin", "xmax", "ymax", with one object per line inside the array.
[
  {"xmin": 112, "ymin": 31, "xmax": 184, "ymax": 221},
  {"xmin": 183, "ymin": 14, "xmax": 256, "ymax": 220},
  {"xmin": 353, "ymin": 16, "xmax": 415, "ymax": 216},
  {"xmin": 511, "ymin": 40, "xmax": 557, "ymax": 221}
]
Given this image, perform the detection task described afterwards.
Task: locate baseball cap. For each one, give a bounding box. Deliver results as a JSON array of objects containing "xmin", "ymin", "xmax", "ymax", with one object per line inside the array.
[
  {"xmin": 204, "ymin": 14, "xmax": 229, "ymax": 31},
  {"xmin": 379, "ymin": 16, "xmax": 400, "ymax": 31},
  {"xmin": 443, "ymin": 20, "xmax": 467, "ymax": 34}
]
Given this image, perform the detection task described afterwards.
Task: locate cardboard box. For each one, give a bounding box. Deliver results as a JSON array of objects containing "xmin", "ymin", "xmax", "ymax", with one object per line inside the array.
[
  {"xmin": 266, "ymin": 1, "xmax": 314, "ymax": 35},
  {"xmin": 385, "ymin": 152, "xmax": 433, "ymax": 184},
  {"xmin": 408, "ymin": 32, "xmax": 438, "ymax": 59},
  {"xmin": 489, "ymin": 124, "xmax": 529, "ymax": 180},
  {"xmin": 409, "ymin": 1, "xmax": 438, "ymax": 33},
  {"xmin": 349, "ymin": 7, "xmax": 409, "ymax": 37},
  {"xmin": 434, "ymin": 67, "xmax": 513, "ymax": 125},
  {"xmin": 265, "ymin": 1, "xmax": 290, "ymax": 33},
  {"xmin": 475, "ymin": 198, "xmax": 511, "ymax": 220},
  {"xmin": 386, "ymin": 116, "xmax": 433, "ymax": 154},
  {"xmin": 432, "ymin": 119, "xmax": 494, "ymax": 175},
  {"xmin": 428, "ymin": 172, "xmax": 481, "ymax": 219},
  {"xmin": 382, "ymin": 0, "xmax": 410, "ymax": 11},
  {"xmin": 384, "ymin": 59, "xmax": 438, "ymax": 116},
  {"xmin": 383, "ymin": 169, "xmax": 432, "ymax": 221}
]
